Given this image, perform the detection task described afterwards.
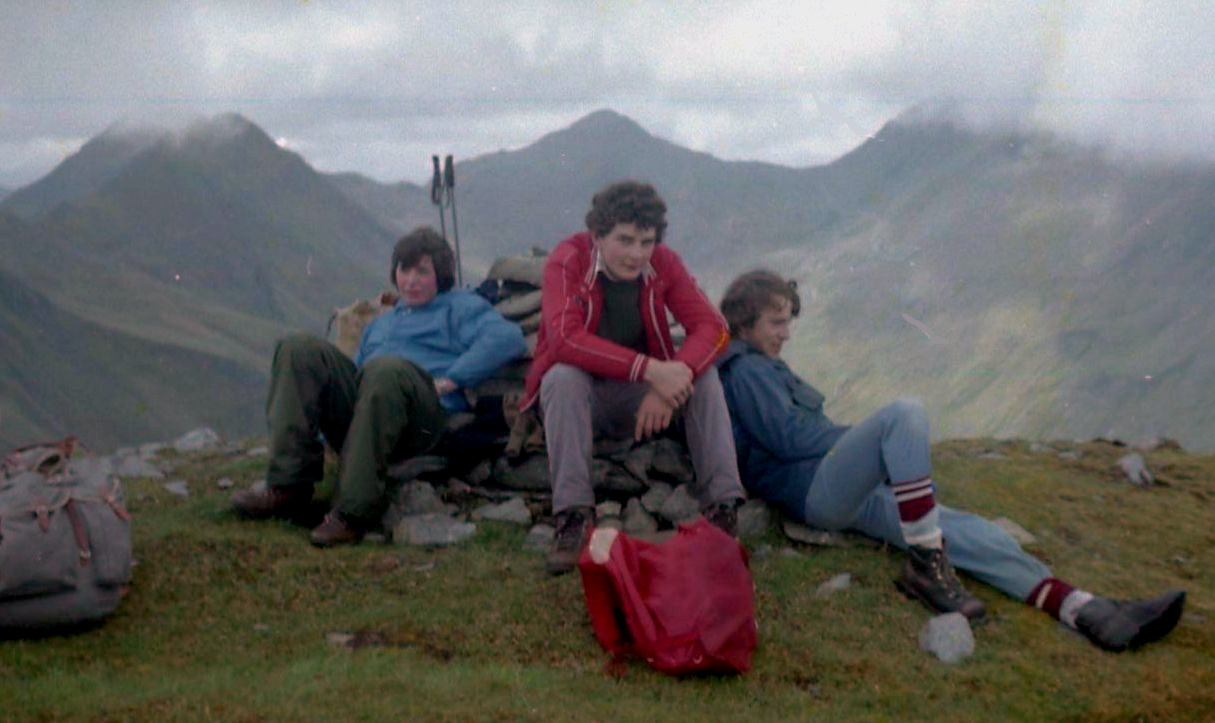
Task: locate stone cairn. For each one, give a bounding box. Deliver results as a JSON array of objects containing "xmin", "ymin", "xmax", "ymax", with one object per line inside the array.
[{"xmin": 329, "ymin": 249, "xmax": 778, "ymax": 548}]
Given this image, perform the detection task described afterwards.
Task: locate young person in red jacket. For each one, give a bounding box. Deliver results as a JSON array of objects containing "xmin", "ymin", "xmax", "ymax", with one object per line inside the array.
[{"xmin": 522, "ymin": 181, "xmax": 747, "ymax": 574}]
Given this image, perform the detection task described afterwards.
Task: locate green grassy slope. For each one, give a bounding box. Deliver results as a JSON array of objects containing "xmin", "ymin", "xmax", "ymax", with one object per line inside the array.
[
  {"xmin": 0, "ymin": 267, "xmax": 266, "ymax": 451},
  {"xmin": 1, "ymin": 438, "xmax": 1211, "ymax": 720}
]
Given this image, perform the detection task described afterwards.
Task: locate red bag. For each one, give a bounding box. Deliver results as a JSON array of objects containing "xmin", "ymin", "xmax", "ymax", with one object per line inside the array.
[{"xmin": 577, "ymin": 518, "xmax": 757, "ymax": 675}]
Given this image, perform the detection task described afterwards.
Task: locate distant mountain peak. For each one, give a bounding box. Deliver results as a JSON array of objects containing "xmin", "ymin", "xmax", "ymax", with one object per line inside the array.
[
  {"xmin": 568, "ymin": 109, "xmax": 649, "ymax": 135},
  {"xmin": 181, "ymin": 112, "xmax": 272, "ymax": 148}
]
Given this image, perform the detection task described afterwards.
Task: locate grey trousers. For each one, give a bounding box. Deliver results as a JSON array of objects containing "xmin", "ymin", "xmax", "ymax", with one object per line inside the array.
[{"xmin": 539, "ymin": 363, "xmax": 745, "ymax": 514}]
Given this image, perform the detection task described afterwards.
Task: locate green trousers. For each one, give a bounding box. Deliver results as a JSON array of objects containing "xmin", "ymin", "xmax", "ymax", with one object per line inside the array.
[{"xmin": 265, "ymin": 334, "xmax": 445, "ymax": 524}]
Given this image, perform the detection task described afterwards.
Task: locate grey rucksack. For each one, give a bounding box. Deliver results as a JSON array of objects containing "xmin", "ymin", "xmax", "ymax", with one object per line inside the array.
[{"xmin": 1, "ymin": 438, "xmax": 133, "ymax": 632}]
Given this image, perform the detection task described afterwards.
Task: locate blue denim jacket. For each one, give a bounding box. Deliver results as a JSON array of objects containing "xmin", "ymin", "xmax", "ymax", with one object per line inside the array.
[
  {"xmin": 716, "ymin": 340, "xmax": 849, "ymax": 518},
  {"xmin": 357, "ymin": 290, "xmax": 527, "ymax": 411}
]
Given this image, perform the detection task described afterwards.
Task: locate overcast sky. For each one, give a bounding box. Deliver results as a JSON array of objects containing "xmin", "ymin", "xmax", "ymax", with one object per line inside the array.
[{"xmin": 2, "ymin": 1, "xmax": 1212, "ymax": 190}]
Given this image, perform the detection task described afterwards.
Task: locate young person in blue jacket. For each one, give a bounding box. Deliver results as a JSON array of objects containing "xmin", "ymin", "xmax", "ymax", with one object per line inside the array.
[
  {"xmin": 715, "ymin": 269, "xmax": 1185, "ymax": 652},
  {"xmin": 232, "ymin": 227, "xmax": 527, "ymax": 546}
]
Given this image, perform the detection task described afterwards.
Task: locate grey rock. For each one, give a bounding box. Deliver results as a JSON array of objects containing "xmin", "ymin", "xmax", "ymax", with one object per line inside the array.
[
  {"xmin": 217, "ymin": 477, "xmax": 235, "ymax": 489},
  {"xmin": 1185, "ymin": 612, "xmax": 1208, "ymax": 625},
  {"xmin": 620, "ymin": 444, "xmax": 655, "ymax": 482},
  {"xmin": 1057, "ymin": 450, "xmax": 1081, "ymax": 461},
  {"xmin": 138, "ymin": 442, "xmax": 167, "ymax": 458},
  {"xmin": 443, "ymin": 478, "xmax": 472, "ymax": 495},
  {"xmin": 392, "ymin": 514, "xmax": 477, "ymax": 546},
  {"xmin": 918, "ymin": 613, "xmax": 975, "ymax": 664},
  {"xmin": 815, "ymin": 573, "xmax": 852, "ymax": 596},
  {"xmin": 113, "ymin": 454, "xmax": 164, "ymax": 479},
  {"xmin": 493, "ymin": 455, "xmax": 551, "ymax": 491},
  {"xmin": 596, "ymin": 500, "xmax": 622, "ymax": 519},
  {"xmin": 622, "ymin": 497, "xmax": 659, "ymax": 535},
  {"xmin": 783, "ymin": 520, "xmax": 847, "ymax": 547},
  {"xmin": 977, "ymin": 451, "xmax": 1006, "ymax": 460},
  {"xmin": 326, "ymin": 632, "xmax": 355, "ymax": 647},
  {"xmin": 1117, "ymin": 453, "xmax": 1154, "ymax": 486},
  {"xmin": 593, "ymin": 437, "xmax": 634, "ymax": 457},
  {"xmin": 399, "ymin": 481, "xmax": 448, "ymax": 516},
  {"xmin": 245, "ymin": 446, "xmax": 269, "ymax": 457},
  {"xmin": 163, "ymin": 480, "xmax": 189, "ymax": 498},
  {"xmin": 473, "ymin": 497, "xmax": 532, "ymax": 525},
  {"xmin": 466, "ymin": 459, "xmax": 493, "ymax": 486},
  {"xmin": 382, "ymin": 481, "xmax": 448, "ymax": 532},
  {"xmin": 640, "ymin": 482, "xmax": 673, "ymax": 514},
  {"xmin": 737, "ymin": 499, "xmax": 772, "ymax": 539},
  {"xmin": 1133, "ymin": 436, "xmax": 1183, "ymax": 453},
  {"xmin": 1029, "ymin": 442, "xmax": 1050, "ymax": 454},
  {"xmin": 594, "ymin": 459, "xmax": 646, "ymax": 494},
  {"xmin": 524, "ymin": 523, "xmax": 555, "ymax": 552},
  {"xmin": 386, "ymin": 455, "xmax": 449, "ymax": 484},
  {"xmin": 993, "ymin": 517, "xmax": 1037, "ymax": 546},
  {"xmin": 779, "ymin": 547, "xmax": 802, "ymax": 558},
  {"xmin": 658, "ymin": 484, "xmax": 699, "ymax": 524},
  {"xmin": 173, "ymin": 427, "xmax": 222, "ymax": 453},
  {"xmin": 650, "ymin": 439, "xmax": 694, "ymax": 481}
]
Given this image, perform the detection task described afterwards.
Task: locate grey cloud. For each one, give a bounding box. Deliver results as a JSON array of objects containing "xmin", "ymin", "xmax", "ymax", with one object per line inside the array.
[{"xmin": 1, "ymin": 1, "xmax": 1212, "ymax": 189}]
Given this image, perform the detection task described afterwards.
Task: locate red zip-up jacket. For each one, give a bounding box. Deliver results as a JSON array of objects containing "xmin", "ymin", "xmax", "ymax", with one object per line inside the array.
[{"xmin": 522, "ymin": 232, "xmax": 731, "ymax": 409}]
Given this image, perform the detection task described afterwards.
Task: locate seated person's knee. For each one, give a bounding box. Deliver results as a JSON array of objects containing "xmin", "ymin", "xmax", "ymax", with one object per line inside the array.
[
  {"xmin": 885, "ymin": 397, "xmax": 927, "ymax": 424},
  {"xmin": 359, "ymin": 356, "xmax": 420, "ymax": 391},
  {"xmin": 541, "ymin": 363, "xmax": 592, "ymax": 394}
]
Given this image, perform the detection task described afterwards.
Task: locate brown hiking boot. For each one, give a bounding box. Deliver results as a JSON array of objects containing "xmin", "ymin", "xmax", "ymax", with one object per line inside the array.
[
  {"xmin": 309, "ymin": 512, "xmax": 365, "ymax": 548},
  {"xmin": 545, "ymin": 506, "xmax": 594, "ymax": 576},
  {"xmin": 703, "ymin": 499, "xmax": 740, "ymax": 537},
  {"xmin": 896, "ymin": 544, "xmax": 987, "ymax": 620},
  {"xmin": 231, "ymin": 485, "xmax": 311, "ymax": 520}
]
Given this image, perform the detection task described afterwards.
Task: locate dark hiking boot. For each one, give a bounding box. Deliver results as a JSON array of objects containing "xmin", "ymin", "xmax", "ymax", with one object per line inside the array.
[
  {"xmin": 896, "ymin": 544, "xmax": 987, "ymax": 620},
  {"xmin": 231, "ymin": 485, "xmax": 311, "ymax": 520},
  {"xmin": 703, "ymin": 499, "xmax": 741, "ymax": 537},
  {"xmin": 309, "ymin": 511, "xmax": 365, "ymax": 548},
  {"xmin": 1075, "ymin": 589, "xmax": 1186, "ymax": 652},
  {"xmin": 545, "ymin": 506, "xmax": 594, "ymax": 576}
]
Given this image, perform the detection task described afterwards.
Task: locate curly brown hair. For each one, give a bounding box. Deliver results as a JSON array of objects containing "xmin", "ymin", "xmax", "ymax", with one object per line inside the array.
[
  {"xmin": 720, "ymin": 270, "xmax": 801, "ymax": 336},
  {"xmin": 390, "ymin": 226, "xmax": 456, "ymax": 292},
  {"xmin": 584, "ymin": 181, "xmax": 668, "ymax": 243}
]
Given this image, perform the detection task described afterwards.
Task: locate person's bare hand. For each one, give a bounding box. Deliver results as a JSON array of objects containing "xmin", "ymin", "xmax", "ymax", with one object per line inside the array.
[
  {"xmin": 634, "ymin": 390, "xmax": 676, "ymax": 441},
  {"xmin": 643, "ymin": 359, "xmax": 693, "ymax": 407},
  {"xmin": 434, "ymin": 377, "xmax": 458, "ymax": 396}
]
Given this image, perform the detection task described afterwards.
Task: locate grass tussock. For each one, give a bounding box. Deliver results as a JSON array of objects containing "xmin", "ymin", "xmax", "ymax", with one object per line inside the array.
[{"xmin": 2, "ymin": 438, "xmax": 1213, "ymax": 721}]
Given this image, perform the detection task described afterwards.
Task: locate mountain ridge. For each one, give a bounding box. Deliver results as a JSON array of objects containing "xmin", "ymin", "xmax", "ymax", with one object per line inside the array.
[{"xmin": 1, "ymin": 109, "xmax": 1212, "ymax": 451}]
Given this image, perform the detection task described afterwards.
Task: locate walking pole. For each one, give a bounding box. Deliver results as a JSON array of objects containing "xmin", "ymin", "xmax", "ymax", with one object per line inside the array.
[
  {"xmin": 430, "ymin": 155, "xmax": 447, "ymax": 240},
  {"xmin": 445, "ymin": 154, "xmax": 462, "ymax": 287}
]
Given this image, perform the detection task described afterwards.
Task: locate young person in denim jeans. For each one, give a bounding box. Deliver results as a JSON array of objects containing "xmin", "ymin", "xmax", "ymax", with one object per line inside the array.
[{"xmin": 715, "ymin": 269, "xmax": 1185, "ymax": 652}]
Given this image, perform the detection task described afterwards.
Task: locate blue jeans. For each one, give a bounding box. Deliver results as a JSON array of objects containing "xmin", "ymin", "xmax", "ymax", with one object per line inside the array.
[{"xmin": 804, "ymin": 398, "xmax": 1049, "ymax": 600}]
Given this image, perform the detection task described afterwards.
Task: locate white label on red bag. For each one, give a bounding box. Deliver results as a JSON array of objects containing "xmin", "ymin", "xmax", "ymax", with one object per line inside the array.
[{"xmin": 588, "ymin": 527, "xmax": 619, "ymax": 564}]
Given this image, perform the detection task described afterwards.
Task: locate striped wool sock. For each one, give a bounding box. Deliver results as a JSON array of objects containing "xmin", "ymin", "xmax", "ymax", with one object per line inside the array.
[
  {"xmin": 892, "ymin": 476, "xmax": 942, "ymax": 549},
  {"xmin": 1028, "ymin": 577, "xmax": 1094, "ymax": 629}
]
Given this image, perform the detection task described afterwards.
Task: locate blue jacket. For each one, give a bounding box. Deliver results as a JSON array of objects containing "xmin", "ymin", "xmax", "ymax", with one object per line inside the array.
[
  {"xmin": 357, "ymin": 290, "xmax": 527, "ymax": 411},
  {"xmin": 716, "ymin": 339, "xmax": 849, "ymax": 520}
]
